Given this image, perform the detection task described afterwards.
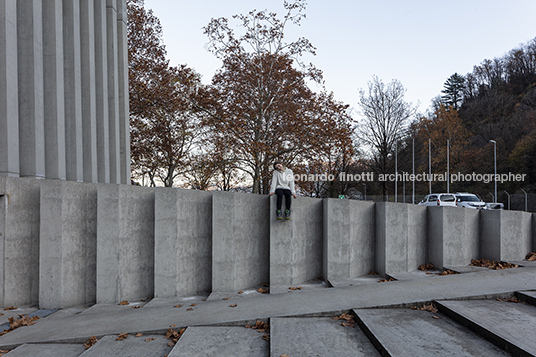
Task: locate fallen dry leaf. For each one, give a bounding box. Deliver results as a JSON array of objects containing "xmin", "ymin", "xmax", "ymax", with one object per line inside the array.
[
  {"xmin": 377, "ymin": 277, "xmax": 396, "ymax": 283},
  {"xmin": 368, "ymin": 270, "xmax": 378, "ymax": 275},
  {"xmin": 438, "ymin": 269, "xmax": 458, "ymax": 276},
  {"xmin": 471, "ymin": 258, "xmax": 518, "ymax": 270},
  {"xmin": 118, "ymin": 300, "xmax": 129, "ymax": 306},
  {"xmin": 524, "ymin": 252, "xmax": 536, "ymax": 261},
  {"xmin": 341, "ymin": 322, "xmax": 355, "ymax": 327},
  {"xmin": 257, "ymin": 287, "xmax": 269, "ymax": 294},
  {"xmin": 0, "ymin": 314, "xmax": 41, "ymax": 337},
  {"xmin": 186, "ymin": 308, "xmax": 194, "ymax": 311},
  {"xmin": 247, "ymin": 320, "xmax": 269, "ymax": 333},
  {"xmin": 145, "ymin": 337, "xmax": 156, "ymax": 342},
  {"xmin": 116, "ymin": 332, "xmax": 129, "ymax": 341},
  {"xmin": 170, "ymin": 324, "xmax": 177, "ymax": 327},
  {"xmin": 3, "ymin": 306, "xmax": 17, "ymax": 311},
  {"xmin": 166, "ymin": 327, "xmax": 186, "ymax": 346},
  {"xmin": 83, "ymin": 336, "xmax": 98, "ymax": 350},
  {"xmin": 135, "ymin": 332, "xmax": 143, "ymax": 337},
  {"xmin": 411, "ymin": 303, "xmax": 438, "ymax": 313},
  {"xmin": 418, "ymin": 263, "xmax": 435, "ymax": 271},
  {"xmin": 0, "ymin": 350, "xmax": 10, "ymax": 356},
  {"xmin": 222, "ymin": 297, "xmax": 230, "ymax": 300},
  {"xmin": 190, "ymin": 303, "xmax": 197, "ymax": 306},
  {"xmin": 432, "ymin": 315, "xmax": 440, "ymax": 319},
  {"xmin": 288, "ymin": 286, "xmax": 302, "ymax": 290},
  {"xmin": 238, "ymin": 291, "xmax": 243, "ymax": 294},
  {"xmin": 173, "ymin": 304, "xmax": 182, "ymax": 308},
  {"xmin": 229, "ymin": 304, "xmax": 238, "ymax": 308},
  {"xmin": 130, "ymin": 305, "xmax": 140, "ymax": 309},
  {"xmin": 497, "ymin": 297, "xmax": 524, "ymax": 303},
  {"xmin": 332, "ymin": 313, "xmax": 355, "ymax": 322}
]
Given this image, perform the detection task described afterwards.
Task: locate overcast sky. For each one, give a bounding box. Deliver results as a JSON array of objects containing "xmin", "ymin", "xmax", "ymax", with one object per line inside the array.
[{"xmin": 143, "ymin": 0, "xmax": 536, "ymax": 115}]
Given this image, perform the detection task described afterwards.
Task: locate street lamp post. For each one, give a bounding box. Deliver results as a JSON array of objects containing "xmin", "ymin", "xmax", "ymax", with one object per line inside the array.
[
  {"xmin": 428, "ymin": 139, "xmax": 431, "ymax": 194},
  {"xmin": 395, "ymin": 141, "xmax": 397, "ymax": 203},
  {"xmin": 412, "ymin": 138, "xmax": 415, "ymax": 204},
  {"xmin": 489, "ymin": 140, "xmax": 497, "ymax": 203},
  {"xmin": 447, "ymin": 139, "xmax": 450, "ymax": 193}
]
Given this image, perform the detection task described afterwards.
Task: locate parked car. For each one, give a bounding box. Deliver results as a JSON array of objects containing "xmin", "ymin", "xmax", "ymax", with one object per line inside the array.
[
  {"xmin": 418, "ymin": 193, "xmax": 457, "ymax": 207},
  {"xmin": 454, "ymin": 193, "xmax": 486, "ymax": 209},
  {"xmin": 485, "ymin": 202, "xmax": 504, "ymax": 210}
]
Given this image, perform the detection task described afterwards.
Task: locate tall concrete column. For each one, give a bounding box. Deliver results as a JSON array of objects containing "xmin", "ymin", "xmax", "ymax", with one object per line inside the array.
[
  {"xmin": 17, "ymin": 0, "xmax": 45, "ymax": 178},
  {"xmin": 63, "ymin": 0, "xmax": 83, "ymax": 181},
  {"xmin": 42, "ymin": 0, "xmax": 66, "ymax": 180},
  {"xmin": 117, "ymin": 0, "xmax": 130, "ymax": 184},
  {"xmin": 94, "ymin": 0, "xmax": 110, "ymax": 183},
  {"xmin": 0, "ymin": 0, "xmax": 20, "ymax": 177},
  {"xmin": 106, "ymin": 0, "xmax": 121, "ymax": 184},
  {"xmin": 80, "ymin": 0, "xmax": 98, "ymax": 183}
]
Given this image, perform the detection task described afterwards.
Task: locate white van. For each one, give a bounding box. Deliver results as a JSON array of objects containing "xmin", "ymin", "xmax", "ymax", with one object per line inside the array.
[{"xmin": 418, "ymin": 193, "xmax": 457, "ymax": 207}]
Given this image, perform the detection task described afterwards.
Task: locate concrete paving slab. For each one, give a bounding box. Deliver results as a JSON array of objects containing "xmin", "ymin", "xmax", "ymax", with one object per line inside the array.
[
  {"xmin": 437, "ymin": 299, "xmax": 536, "ymax": 355},
  {"xmin": 4, "ymin": 343, "xmax": 84, "ymax": 357},
  {"xmin": 270, "ymin": 317, "xmax": 380, "ymax": 357},
  {"xmin": 143, "ymin": 295, "xmax": 209, "ymax": 309},
  {"xmin": 77, "ymin": 301, "xmax": 148, "ymax": 315},
  {"xmin": 443, "ymin": 265, "xmax": 490, "ymax": 274},
  {"xmin": 387, "ymin": 269, "xmax": 448, "ymax": 281},
  {"xmin": 79, "ymin": 334, "xmax": 172, "ymax": 357},
  {"xmin": 208, "ymin": 287, "xmax": 269, "ymax": 301},
  {"xmin": 0, "ymin": 267, "xmax": 534, "ymax": 348},
  {"xmin": 329, "ymin": 274, "xmax": 383, "ymax": 288},
  {"xmin": 354, "ymin": 308, "xmax": 509, "ymax": 357},
  {"xmin": 270, "ymin": 279, "xmax": 329, "ymax": 294},
  {"xmin": 168, "ymin": 326, "xmax": 268, "ymax": 356}
]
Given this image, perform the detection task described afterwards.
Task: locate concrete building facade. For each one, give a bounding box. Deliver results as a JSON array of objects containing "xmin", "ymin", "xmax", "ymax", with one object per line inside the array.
[{"xmin": 0, "ymin": 0, "xmax": 130, "ymax": 184}]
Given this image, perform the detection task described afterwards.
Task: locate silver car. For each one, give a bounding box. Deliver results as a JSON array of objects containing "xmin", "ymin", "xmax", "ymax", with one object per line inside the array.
[
  {"xmin": 418, "ymin": 193, "xmax": 457, "ymax": 207},
  {"xmin": 454, "ymin": 193, "xmax": 486, "ymax": 209}
]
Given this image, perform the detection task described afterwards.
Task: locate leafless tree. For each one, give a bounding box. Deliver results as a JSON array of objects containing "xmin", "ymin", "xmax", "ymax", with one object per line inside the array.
[{"xmin": 357, "ymin": 75, "xmax": 416, "ymax": 199}]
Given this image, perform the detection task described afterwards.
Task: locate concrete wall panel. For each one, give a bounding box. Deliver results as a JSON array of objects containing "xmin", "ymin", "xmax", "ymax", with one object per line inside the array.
[
  {"xmin": 270, "ymin": 196, "xmax": 323, "ymax": 287},
  {"xmin": 323, "ymin": 199, "xmax": 375, "ymax": 282},
  {"xmin": 39, "ymin": 180, "xmax": 97, "ymax": 309},
  {"xmin": 481, "ymin": 210, "xmax": 532, "ymax": 261},
  {"xmin": 375, "ymin": 202, "xmax": 408, "ymax": 276},
  {"xmin": 501, "ymin": 210, "xmax": 531, "ymax": 261},
  {"xmin": 212, "ymin": 192, "xmax": 270, "ymax": 292},
  {"xmin": 97, "ymin": 185, "xmax": 155, "ymax": 303},
  {"xmin": 155, "ymin": 188, "xmax": 212, "ymax": 298},
  {"xmin": 429, "ymin": 207, "xmax": 480, "ymax": 268},
  {"xmin": 407, "ymin": 204, "xmax": 427, "ymax": 271},
  {"xmin": 0, "ymin": 178, "xmax": 40, "ymax": 307}
]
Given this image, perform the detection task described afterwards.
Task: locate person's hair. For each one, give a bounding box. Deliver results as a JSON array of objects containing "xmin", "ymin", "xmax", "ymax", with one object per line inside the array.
[{"xmin": 273, "ymin": 161, "xmax": 283, "ymax": 170}]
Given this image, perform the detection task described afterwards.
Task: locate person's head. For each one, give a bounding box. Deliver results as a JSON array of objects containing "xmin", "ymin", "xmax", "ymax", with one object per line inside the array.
[{"xmin": 273, "ymin": 161, "xmax": 284, "ymax": 171}]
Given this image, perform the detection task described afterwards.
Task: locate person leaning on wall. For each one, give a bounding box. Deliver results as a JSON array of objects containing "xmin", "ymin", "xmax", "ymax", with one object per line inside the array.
[{"xmin": 269, "ymin": 161, "xmax": 297, "ymax": 220}]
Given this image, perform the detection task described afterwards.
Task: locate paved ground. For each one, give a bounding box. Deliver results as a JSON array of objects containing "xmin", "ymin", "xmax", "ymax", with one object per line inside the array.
[{"xmin": 0, "ymin": 263, "xmax": 534, "ymax": 356}]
